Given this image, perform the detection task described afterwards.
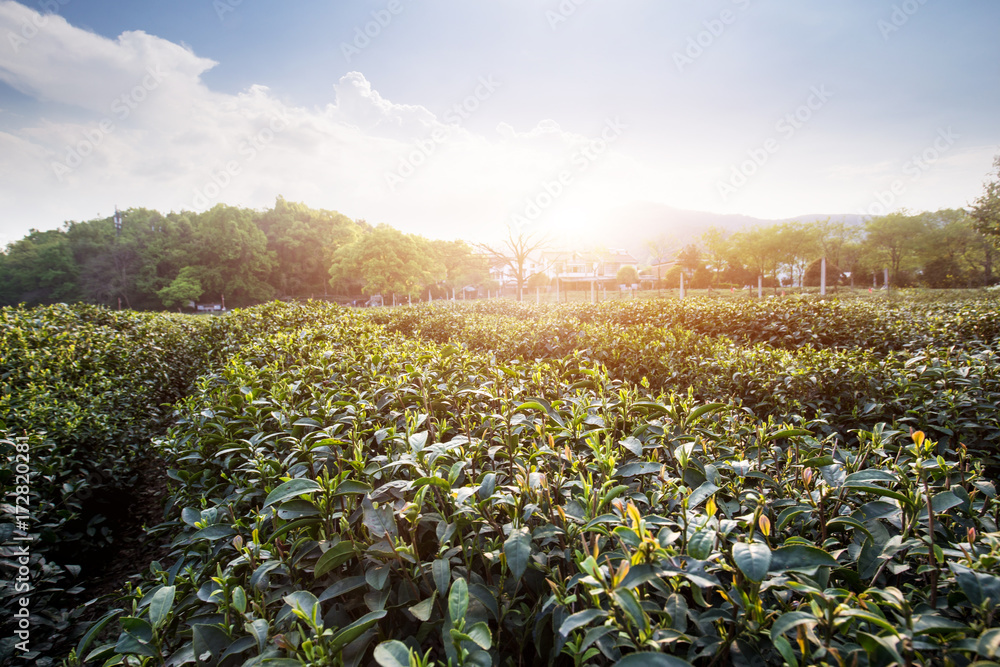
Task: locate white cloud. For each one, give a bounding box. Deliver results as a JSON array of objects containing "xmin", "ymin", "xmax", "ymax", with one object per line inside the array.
[
  {"xmin": 0, "ymin": 2, "xmax": 216, "ymax": 113},
  {"xmin": 325, "ymin": 71, "xmax": 437, "ymax": 141},
  {"xmin": 0, "ymin": 1, "xmax": 655, "ymax": 242},
  {"xmin": 0, "ymin": 1, "xmax": 992, "ymax": 246}
]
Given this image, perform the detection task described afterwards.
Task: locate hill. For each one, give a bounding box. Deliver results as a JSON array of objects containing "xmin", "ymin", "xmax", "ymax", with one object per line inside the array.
[{"xmin": 590, "ymin": 202, "xmax": 865, "ymax": 261}]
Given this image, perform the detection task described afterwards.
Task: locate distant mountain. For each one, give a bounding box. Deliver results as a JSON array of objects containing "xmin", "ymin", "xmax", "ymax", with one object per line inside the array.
[{"xmin": 588, "ymin": 202, "xmax": 865, "ymax": 263}]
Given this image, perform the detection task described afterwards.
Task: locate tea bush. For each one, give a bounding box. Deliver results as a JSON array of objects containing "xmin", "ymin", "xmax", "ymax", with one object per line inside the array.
[
  {"xmin": 66, "ymin": 301, "xmax": 1000, "ymax": 667},
  {"xmin": 364, "ymin": 298, "xmax": 1000, "ymax": 462},
  {"xmin": 365, "ymin": 294, "xmax": 1000, "ymax": 354},
  {"xmin": 0, "ymin": 304, "xmax": 226, "ymax": 660}
]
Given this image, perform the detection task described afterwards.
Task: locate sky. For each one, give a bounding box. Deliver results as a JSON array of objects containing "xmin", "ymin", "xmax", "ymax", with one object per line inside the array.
[{"xmin": 0, "ymin": 0, "xmax": 998, "ymax": 247}]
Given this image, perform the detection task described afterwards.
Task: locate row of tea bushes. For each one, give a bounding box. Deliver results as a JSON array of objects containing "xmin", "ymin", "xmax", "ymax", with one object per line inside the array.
[
  {"xmin": 363, "ymin": 299, "xmax": 1000, "ymax": 462},
  {"xmin": 0, "ymin": 302, "xmax": 339, "ymax": 662},
  {"xmin": 366, "ymin": 294, "xmax": 1000, "ymax": 354},
  {"xmin": 0, "ymin": 305, "xmax": 222, "ymax": 660},
  {"xmin": 78, "ymin": 302, "xmax": 1000, "ymax": 667}
]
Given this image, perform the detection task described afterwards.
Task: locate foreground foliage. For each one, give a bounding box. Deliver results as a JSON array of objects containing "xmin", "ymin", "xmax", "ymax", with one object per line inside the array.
[
  {"xmin": 366, "ymin": 296, "xmax": 1000, "ymax": 461},
  {"xmin": 0, "ymin": 304, "xmax": 217, "ymax": 660},
  {"xmin": 43, "ymin": 298, "xmax": 1000, "ymax": 667}
]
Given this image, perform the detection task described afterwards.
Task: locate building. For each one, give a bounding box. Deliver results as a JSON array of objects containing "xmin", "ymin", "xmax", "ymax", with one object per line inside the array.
[
  {"xmin": 483, "ymin": 246, "xmax": 641, "ymax": 292},
  {"xmin": 649, "ymin": 260, "xmax": 679, "ymax": 281},
  {"xmin": 537, "ymin": 248, "xmax": 640, "ymax": 287},
  {"xmin": 195, "ymin": 302, "xmax": 224, "ymax": 312}
]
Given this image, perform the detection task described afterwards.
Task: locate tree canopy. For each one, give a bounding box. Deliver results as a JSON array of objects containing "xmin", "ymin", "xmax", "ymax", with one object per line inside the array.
[
  {"xmin": 972, "ymin": 154, "xmax": 1000, "ymax": 247},
  {"xmin": 0, "ymin": 200, "xmax": 359, "ymax": 308},
  {"xmin": 4, "ymin": 194, "xmax": 998, "ymax": 312},
  {"xmin": 679, "ymin": 209, "xmax": 995, "ymax": 289},
  {"xmin": 329, "ymin": 225, "xmax": 447, "ymax": 299}
]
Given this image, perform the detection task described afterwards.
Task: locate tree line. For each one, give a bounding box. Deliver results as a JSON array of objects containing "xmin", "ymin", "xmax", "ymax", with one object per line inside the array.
[
  {"xmin": 659, "ymin": 208, "xmax": 996, "ymax": 291},
  {"xmin": 0, "ymin": 197, "xmax": 494, "ymax": 309},
  {"xmin": 666, "ymin": 155, "xmax": 1000, "ymax": 290},
  {"xmin": 2, "ymin": 155, "xmax": 998, "ymax": 307}
]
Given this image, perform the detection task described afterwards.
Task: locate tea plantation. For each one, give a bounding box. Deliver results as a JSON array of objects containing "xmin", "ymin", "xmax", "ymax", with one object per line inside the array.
[{"xmin": 3, "ymin": 294, "xmax": 1000, "ymax": 666}]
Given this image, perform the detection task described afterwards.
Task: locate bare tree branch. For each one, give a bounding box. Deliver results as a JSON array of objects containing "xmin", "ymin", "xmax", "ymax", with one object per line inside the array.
[{"xmin": 475, "ymin": 227, "xmax": 551, "ymax": 301}]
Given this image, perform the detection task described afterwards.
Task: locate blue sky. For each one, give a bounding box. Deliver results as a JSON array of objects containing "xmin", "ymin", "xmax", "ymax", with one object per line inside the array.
[{"xmin": 1, "ymin": 0, "xmax": 998, "ymax": 245}]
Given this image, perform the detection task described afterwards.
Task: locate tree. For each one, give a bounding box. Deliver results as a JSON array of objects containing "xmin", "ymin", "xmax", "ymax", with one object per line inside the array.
[
  {"xmin": 616, "ymin": 265, "xmax": 639, "ymax": 286},
  {"xmin": 79, "ymin": 242, "xmax": 141, "ymax": 308},
  {"xmin": 644, "ymin": 233, "xmax": 678, "ymax": 264},
  {"xmin": 777, "ymin": 222, "xmax": 819, "ymax": 288},
  {"xmin": 760, "ymin": 225, "xmax": 788, "ymax": 291},
  {"xmin": 918, "ymin": 209, "xmax": 991, "ymax": 287},
  {"xmin": 429, "ymin": 239, "xmax": 491, "ymax": 296},
  {"xmin": 0, "ymin": 228, "xmax": 80, "ymax": 306},
  {"xmin": 189, "ymin": 205, "xmax": 277, "ymax": 305},
  {"xmin": 157, "ymin": 266, "xmax": 203, "ymax": 308},
  {"xmin": 804, "ymin": 258, "xmax": 845, "ymax": 287},
  {"xmin": 329, "ymin": 225, "xmax": 445, "ymax": 298},
  {"xmin": 729, "ymin": 227, "xmax": 770, "ymax": 288},
  {"xmin": 839, "ymin": 237, "xmax": 873, "ymax": 288},
  {"xmin": 730, "ymin": 224, "xmax": 788, "ymax": 291},
  {"xmin": 676, "ymin": 244, "xmax": 703, "ymax": 274},
  {"xmin": 812, "ymin": 219, "xmax": 856, "ymax": 270},
  {"xmin": 700, "ymin": 226, "xmax": 730, "ymax": 285},
  {"xmin": 256, "ymin": 196, "xmax": 361, "ymax": 297},
  {"xmin": 526, "ymin": 271, "xmax": 550, "ymax": 289},
  {"xmin": 663, "ymin": 264, "xmax": 683, "ymax": 287},
  {"xmin": 863, "ymin": 211, "xmax": 928, "ymax": 285},
  {"xmin": 809, "ymin": 218, "xmax": 859, "ymax": 291},
  {"xmin": 691, "ymin": 266, "xmax": 713, "ymax": 289},
  {"xmin": 475, "ymin": 227, "xmax": 549, "ymax": 302},
  {"xmin": 971, "ymin": 154, "xmax": 1000, "ymax": 247}
]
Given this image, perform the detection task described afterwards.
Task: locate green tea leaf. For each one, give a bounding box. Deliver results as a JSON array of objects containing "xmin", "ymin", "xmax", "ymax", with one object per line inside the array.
[
  {"xmin": 409, "ymin": 595, "xmax": 436, "ymax": 622},
  {"xmin": 148, "ymin": 585, "xmax": 175, "ymax": 631},
  {"xmin": 263, "ymin": 478, "xmax": 323, "ymax": 509},
  {"xmin": 688, "ymin": 529, "xmax": 714, "ymax": 560},
  {"xmin": 466, "ymin": 622, "xmax": 492, "ymax": 650},
  {"xmin": 315, "ymin": 541, "xmax": 356, "ymax": 578},
  {"xmin": 559, "ymin": 609, "xmax": 607, "ymax": 637},
  {"xmin": 769, "ymin": 545, "xmax": 838, "ymax": 573},
  {"xmin": 505, "ymin": 526, "xmax": 532, "ymax": 580},
  {"xmin": 330, "ymin": 610, "xmax": 387, "ymax": 652},
  {"xmin": 374, "ymin": 640, "xmax": 412, "ymax": 667},
  {"xmin": 433, "ymin": 558, "xmax": 451, "ymax": 597},
  {"xmin": 770, "ymin": 611, "xmax": 818, "ymax": 638},
  {"xmin": 449, "ymin": 578, "xmax": 469, "ymax": 624},
  {"xmin": 733, "ymin": 542, "xmax": 771, "ymax": 583}
]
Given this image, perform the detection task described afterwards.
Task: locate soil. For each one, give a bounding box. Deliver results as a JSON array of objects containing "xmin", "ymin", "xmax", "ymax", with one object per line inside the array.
[
  {"xmin": 77, "ymin": 456, "xmax": 173, "ymax": 606},
  {"xmin": 28, "ymin": 456, "xmax": 174, "ymax": 663},
  {"xmin": 56, "ymin": 454, "xmax": 176, "ymax": 663}
]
